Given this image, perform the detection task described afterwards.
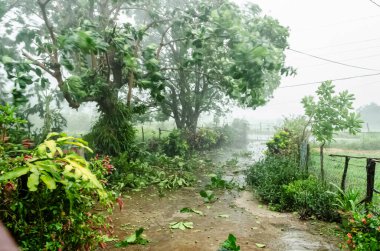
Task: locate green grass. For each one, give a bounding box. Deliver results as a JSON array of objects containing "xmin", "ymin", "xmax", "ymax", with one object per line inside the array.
[
  {"xmin": 135, "ymin": 124, "xmax": 174, "ymax": 142},
  {"xmin": 327, "ymin": 132, "xmax": 380, "ymax": 150},
  {"xmin": 309, "ymin": 149, "xmax": 380, "ymax": 204}
]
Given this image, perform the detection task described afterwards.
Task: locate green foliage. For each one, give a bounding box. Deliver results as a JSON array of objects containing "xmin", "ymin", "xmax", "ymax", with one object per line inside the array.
[
  {"xmin": 283, "ymin": 177, "xmax": 339, "ymax": 221},
  {"xmin": 219, "ymin": 234, "xmax": 240, "ymax": 251},
  {"xmin": 0, "ymin": 132, "xmax": 113, "ymax": 250},
  {"xmin": 151, "ymin": 0, "xmax": 293, "ymax": 130},
  {"xmin": 187, "ymin": 128, "xmax": 229, "ymax": 151},
  {"xmin": 329, "ymin": 184, "xmax": 361, "ymax": 212},
  {"xmin": 206, "ymin": 174, "xmax": 238, "ymax": 190},
  {"xmin": 110, "ymin": 150, "xmax": 201, "ymax": 192},
  {"xmin": 159, "ymin": 128, "xmax": 229, "ymax": 157},
  {"xmin": 180, "ymin": 207, "xmax": 203, "ymax": 215},
  {"xmin": 266, "ymin": 130, "xmax": 292, "ymax": 155},
  {"xmin": 86, "ymin": 103, "xmax": 135, "ymax": 156},
  {"xmin": 340, "ymin": 206, "xmax": 380, "ymax": 251},
  {"xmin": 169, "ymin": 221, "xmax": 194, "ymax": 230},
  {"xmin": 302, "ymin": 81, "xmax": 362, "ymax": 145},
  {"xmin": 199, "ymin": 189, "xmax": 217, "ymax": 203},
  {"xmin": 115, "ymin": 228, "xmax": 149, "ymax": 247},
  {"xmin": 246, "ymin": 155, "xmax": 303, "ymax": 208},
  {"xmin": 161, "ymin": 130, "xmax": 189, "ymax": 157}
]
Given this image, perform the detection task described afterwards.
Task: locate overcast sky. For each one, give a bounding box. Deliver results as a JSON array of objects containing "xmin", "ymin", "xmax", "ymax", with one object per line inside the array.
[{"xmin": 230, "ymin": 0, "xmax": 380, "ymax": 121}]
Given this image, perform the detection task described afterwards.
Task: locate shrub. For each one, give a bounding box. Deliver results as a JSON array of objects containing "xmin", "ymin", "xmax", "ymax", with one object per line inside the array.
[
  {"xmin": 0, "ymin": 133, "xmax": 113, "ymax": 250},
  {"xmin": 161, "ymin": 130, "xmax": 189, "ymax": 157},
  {"xmin": 110, "ymin": 151, "xmax": 198, "ymax": 191},
  {"xmin": 283, "ymin": 176, "xmax": 339, "ymax": 221},
  {"xmin": 266, "ymin": 129, "xmax": 292, "ymax": 155},
  {"xmin": 246, "ymin": 155, "xmax": 304, "ymax": 209},
  {"xmin": 340, "ymin": 206, "xmax": 380, "ymax": 251}
]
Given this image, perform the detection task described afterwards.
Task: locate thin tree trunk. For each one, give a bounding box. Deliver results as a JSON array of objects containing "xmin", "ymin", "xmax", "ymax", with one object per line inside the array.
[{"xmin": 320, "ymin": 142, "xmax": 325, "ymax": 182}]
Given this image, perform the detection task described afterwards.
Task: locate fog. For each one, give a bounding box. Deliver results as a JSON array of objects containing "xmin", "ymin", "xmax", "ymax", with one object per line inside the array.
[{"xmin": 231, "ymin": 0, "xmax": 380, "ymax": 122}]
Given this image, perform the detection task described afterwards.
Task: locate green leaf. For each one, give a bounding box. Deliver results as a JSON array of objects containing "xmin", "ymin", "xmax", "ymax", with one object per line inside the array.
[
  {"xmin": 40, "ymin": 174, "xmax": 57, "ymax": 190},
  {"xmin": 0, "ymin": 167, "xmax": 30, "ymax": 181},
  {"xmin": 27, "ymin": 172, "xmax": 40, "ymax": 191},
  {"xmin": 180, "ymin": 207, "xmax": 203, "ymax": 215},
  {"xmin": 169, "ymin": 221, "xmax": 193, "ymax": 230},
  {"xmin": 115, "ymin": 228, "xmax": 149, "ymax": 247},
  {"xmin": 255, "ymin": 243, "xmax": 266, "ymax": 248}
]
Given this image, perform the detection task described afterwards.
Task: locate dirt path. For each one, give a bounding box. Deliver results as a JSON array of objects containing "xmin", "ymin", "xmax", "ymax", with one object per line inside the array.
[
  {"xmin": 107, "ymin": 142, "xmax": 341, "ymax": 251},
  {"xmin": 107, "ymin": 187, "xmax": 340, "ymax": 251}
]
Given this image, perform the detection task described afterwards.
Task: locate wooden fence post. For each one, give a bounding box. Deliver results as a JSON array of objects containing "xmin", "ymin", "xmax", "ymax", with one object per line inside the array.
[
  {"xmin": 306, "ymin": 143, "xmax": 310, "ymax": 175},
  {"xmin": 364, "ymin": 158, "xmax": 376, "ymax": 204},
  {"xmin": 341, "ymin": 156, "xmax": 350, "ymax": 191}
]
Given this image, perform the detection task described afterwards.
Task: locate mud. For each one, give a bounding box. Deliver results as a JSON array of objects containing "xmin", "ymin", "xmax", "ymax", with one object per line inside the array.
[
  {"xmin": 106, "ymin": 186, "xmax": 340, "ymax": 251},
  {"xmin": 106, "ymin": 140, "xmax": 341, "ymax": 251}
]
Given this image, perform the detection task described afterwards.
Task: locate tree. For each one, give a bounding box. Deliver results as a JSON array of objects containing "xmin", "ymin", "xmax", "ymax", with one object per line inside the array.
[
  {"xmin": 358, "ymin": 102, "xmax": 380, "ymax": 131},
  {"xmin": 0, "ymin": 0, "xmax": 165, "ymax": 154},
  {"xmin": 150, "ymin": 0, "xmax": 293, "ymax": 131},
  {"xmin": 302, "ymin": 81, "xmax": 362, "ymax": 181}
]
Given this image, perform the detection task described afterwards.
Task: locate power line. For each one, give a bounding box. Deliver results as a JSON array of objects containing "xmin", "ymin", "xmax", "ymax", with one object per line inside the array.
[
  {"xmin": 291, "ymin": 45, "xmax": 380, "ymax": 58},
  {"xmin": 295, "ymin": 53, "xmax": 380, "ymax": 70},
  {"xmin": 280, "ymin": 73, "xmax": 380, "ymax": 89},
  {"xmin": 370, "ymin": 0, "xmax": 380, "ymax": 7},
  {"xmin": 303, "ymin": 37, "xmax": 380, "ymax": 51},
  {"xmin": 288, "ymin": 48, "xmax": 380, "ymax": 71}
]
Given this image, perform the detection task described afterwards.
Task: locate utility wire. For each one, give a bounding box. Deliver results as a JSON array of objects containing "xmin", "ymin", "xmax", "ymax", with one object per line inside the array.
[
  {"xmin": 370, "ymin": 0, "xmax": 380, "ymax": 7},
  {"xmin": 296, "ymin": 53, "xmax": 380, "ymax": 70},
  {"xmin": 304, "ymin": 37, "xmax": 380, "ymax": 51},
  {"xmin": 288, "ymin": 48, "xmax": 380, "ymax": 71},
  {"xmin": 280, "ymin": 73, "xmax": 380, "ymax": 89},
  {"xmin": 292, "ymin": 45, "xmax": 380, "ymax": 58}
]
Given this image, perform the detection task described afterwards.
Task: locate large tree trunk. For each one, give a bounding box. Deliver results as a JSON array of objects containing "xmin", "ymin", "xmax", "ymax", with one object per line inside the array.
[{"xmin": 320, "ymin": 142, "xmax": 325, "ymax": 182}]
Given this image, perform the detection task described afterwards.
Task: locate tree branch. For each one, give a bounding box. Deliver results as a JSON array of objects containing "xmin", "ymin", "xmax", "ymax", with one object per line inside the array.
[{"xmin": 22, "ymin": 50, "xmax": 55, "ymax": 77}]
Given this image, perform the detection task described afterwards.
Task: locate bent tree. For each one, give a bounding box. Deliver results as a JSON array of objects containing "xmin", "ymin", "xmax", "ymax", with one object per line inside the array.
[
  {"xmin": 151, "ymin": 0, "xmax": 294, "ymax": 131},
  {"xmin": 302, "ymin": 81, "xmax": 362, "ymax": 181},
  {"xmin": 0, "ymin": 0, "xmax": 167, "ymax": 154}
]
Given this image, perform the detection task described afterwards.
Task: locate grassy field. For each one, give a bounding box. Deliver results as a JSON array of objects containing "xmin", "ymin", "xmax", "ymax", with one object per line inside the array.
[
  {"xmin": 309, "ymin": 148, "xmax": 380, "ymax": 203},
  {"xmin": 326, "ymin": 132, "xmax": 380, "ymax": 150}
]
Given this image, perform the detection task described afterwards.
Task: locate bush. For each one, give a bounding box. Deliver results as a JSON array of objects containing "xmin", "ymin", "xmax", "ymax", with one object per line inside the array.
[
  {"xmin": 110, "ymin": 151, "xmax": 200, "ymax": 191},
  {"xmin": 158, "ymin": 128, "xmax": 229, "ymax": 157},
  {"xmin": 0, "ymin": 133, "xmax": 113, "ymax": 250},
  {"xmin": 246, "ymin": 155, "xmax": 304, "ymax": 209},
  {"xmin": 283, "ymin": 177, "xmax": 339, "ymax": 221},
  {"xmin": 340, "ymin": 206, "xmax": 380, "ymax": 251},
  {"xmin": 266, "ymin": 129, "xmax": 293, "ymax": 155},
  {"xmin": 187, "ymin": 128, "xmax": 228, "ymax": 151},
  {"xmin": 161, "ymin": 130, "xmax": 189, "ymax": 157}
]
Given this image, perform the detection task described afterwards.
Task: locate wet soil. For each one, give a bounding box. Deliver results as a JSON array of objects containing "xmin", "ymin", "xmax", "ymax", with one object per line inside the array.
[
  {"xmin": 106, "ymin": 140, "xmax": 341, "ymax": 251},
  {"xmin": 107, "ymin": 188, "xmax": 340, "ymax": 251}
]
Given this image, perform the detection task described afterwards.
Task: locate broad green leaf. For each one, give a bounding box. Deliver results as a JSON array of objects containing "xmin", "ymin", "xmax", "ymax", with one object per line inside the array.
[
  {"xmin": 40, "ymin": 174, "xmax": 57, "ymax": 190},
  {"xmin": 44, "ymin": 140, "xmax": 57, "ymax": 158},
  {"xmin": 27, "ymin": 172, "xmax": 40, "ymax": 191},
  {"xmin": 0, "ymin": 167, "xmax": 30, "ymax": 181}
]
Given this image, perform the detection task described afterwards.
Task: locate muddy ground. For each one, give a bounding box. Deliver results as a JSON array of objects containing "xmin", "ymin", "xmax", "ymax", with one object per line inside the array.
[{"xmin": 106, "ymin": 140, "xmax": 342, "ymax": 251}]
